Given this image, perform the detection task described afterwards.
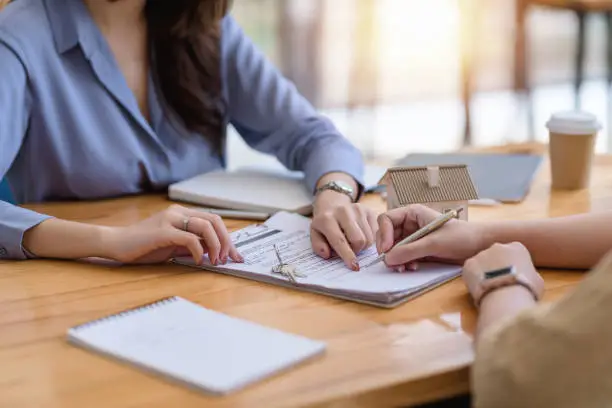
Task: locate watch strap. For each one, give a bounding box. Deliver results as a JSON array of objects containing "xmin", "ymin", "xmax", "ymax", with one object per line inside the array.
[
  {"xmin": 472, "ymin": 266, "xmax": 544, "ymax": 308},
  {"xmin": 315, "ymin": 180, "xmax": 356, "ymax": 202}
]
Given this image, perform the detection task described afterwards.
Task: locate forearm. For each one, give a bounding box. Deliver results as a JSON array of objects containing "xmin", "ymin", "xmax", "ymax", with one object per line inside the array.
[
  {"xmin": 476, "ymin": 285, "xmax": 536, "ymax": 343},
  {"xmin": 478, "ymin": 212, "xmax": 612, "ymax": 269},
  {"xmin": 23, "ymin": 218, "xmax": 113, "ymax": 259},
  {"xmin": 473, "ymin": 253, "xmax": 612, "ymax": 408}
]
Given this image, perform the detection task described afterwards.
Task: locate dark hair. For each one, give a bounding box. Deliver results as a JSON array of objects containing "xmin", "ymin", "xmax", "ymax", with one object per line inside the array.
[{"xmin": 145, "ymin": 0, "xmax": 230, "ymax": 149}]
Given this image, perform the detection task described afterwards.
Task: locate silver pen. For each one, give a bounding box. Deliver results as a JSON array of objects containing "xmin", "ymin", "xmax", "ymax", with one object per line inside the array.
[{"xmin": 365, "ymin": 207, "xmax": 463, "ymax": 268}]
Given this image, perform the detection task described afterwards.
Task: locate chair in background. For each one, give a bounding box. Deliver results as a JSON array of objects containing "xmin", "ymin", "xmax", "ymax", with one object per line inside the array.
[
  {"xmin": 516, "ymin": 0, "xmax": 612, "ymax": 110},
  {"xmin": 515, "ymin": 0, "xmax": 612, "ymax": 142},
  {"xmin": 461, "ymin": 0, "xmax": 612, "ymax": 143}
]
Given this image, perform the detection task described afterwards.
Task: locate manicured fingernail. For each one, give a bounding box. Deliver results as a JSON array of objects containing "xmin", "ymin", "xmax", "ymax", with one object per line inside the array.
[
  {"xmin": 351, "ymin": 259, "xmax": 360, "ymax": 271},
  {"xmin": 396, "ymin": 265, "xmax": 406, "ymax": 273},
  {"xmin": 237, "ymin": 254, "xmax": 245, "ymax": 262},
  {"xmin": 408, "ymin": 263, "xmax": 418, "ymax": 271},
  {"xmin": 222, "ymin": 255, "xmax": 228, "ymax": 264}
]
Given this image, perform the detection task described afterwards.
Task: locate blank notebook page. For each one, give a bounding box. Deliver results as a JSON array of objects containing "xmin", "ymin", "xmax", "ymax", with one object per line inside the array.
[{"xmin": 67, "ymin": 297, "xmax": 326, "ymax": 395}]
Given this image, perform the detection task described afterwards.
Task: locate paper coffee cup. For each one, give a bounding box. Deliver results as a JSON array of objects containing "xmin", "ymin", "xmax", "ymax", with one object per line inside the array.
[{"xmin": 546, "ymin": 111, "xmax": 601, "ymax": 190}]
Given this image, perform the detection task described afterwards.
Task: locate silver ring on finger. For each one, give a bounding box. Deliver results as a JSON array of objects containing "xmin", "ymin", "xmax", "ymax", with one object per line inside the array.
[{"xmin": 182, "ymin": 217, "xmax": 190, "ymax": 232}]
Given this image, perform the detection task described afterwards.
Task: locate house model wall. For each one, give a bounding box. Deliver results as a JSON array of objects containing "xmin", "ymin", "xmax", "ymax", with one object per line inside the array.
[{"xmin": 378, "ymin": 165, "xmax": 478, "ymax": 221}]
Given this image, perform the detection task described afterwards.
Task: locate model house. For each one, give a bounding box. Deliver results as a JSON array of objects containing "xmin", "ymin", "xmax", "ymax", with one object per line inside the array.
[{"xmin": 378, "ymin": 165, "xmax": 478, "ymax": 220}]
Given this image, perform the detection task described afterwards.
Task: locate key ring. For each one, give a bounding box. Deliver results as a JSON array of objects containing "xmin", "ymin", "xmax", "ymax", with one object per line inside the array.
[{"xmin": 271, "ymin": 244, "xmax": 305, "ymax": 284}]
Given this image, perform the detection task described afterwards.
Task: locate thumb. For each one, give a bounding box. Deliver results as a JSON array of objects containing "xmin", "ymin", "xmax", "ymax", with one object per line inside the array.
[
  {"xmin": 376, "ymin": 213, "xmax": 396, "ymax": 253},
  {"xmin": 384, "ymin": 238, "xmax": 434, "ymax": 266}
]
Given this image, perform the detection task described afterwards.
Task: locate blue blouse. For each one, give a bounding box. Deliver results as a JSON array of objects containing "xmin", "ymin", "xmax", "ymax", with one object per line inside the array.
[{"xmin": 0, "ymin": 0, "xmax": 364, "ymax": 260}]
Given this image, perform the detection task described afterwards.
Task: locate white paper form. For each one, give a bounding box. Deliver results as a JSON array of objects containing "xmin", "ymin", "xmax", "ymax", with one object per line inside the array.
[{"xmin": 180, "ymin": 212, "xmax": 461, "ymax": 298}]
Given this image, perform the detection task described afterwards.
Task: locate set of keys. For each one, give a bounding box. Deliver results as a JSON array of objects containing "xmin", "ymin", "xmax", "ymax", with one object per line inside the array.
[{"xmin": 271, "ymin": 244, "xmax": 305, "ymax": 284}]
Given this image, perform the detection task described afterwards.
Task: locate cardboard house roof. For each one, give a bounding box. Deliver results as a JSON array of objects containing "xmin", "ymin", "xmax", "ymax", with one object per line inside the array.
[{"xmin": 379, "ymin": 165, "xmax": 478, "ymax": 205}]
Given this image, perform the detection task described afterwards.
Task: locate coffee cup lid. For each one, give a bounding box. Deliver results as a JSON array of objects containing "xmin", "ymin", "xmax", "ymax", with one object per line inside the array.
[{"xmin": 546, "ymin": 111, "xmax": 601, "ymax": 135}]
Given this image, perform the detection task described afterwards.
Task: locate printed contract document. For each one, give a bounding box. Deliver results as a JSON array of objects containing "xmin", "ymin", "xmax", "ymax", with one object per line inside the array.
[{"xmin": 174, "ymin": 212, "xmax": 461, "ymax": 308}]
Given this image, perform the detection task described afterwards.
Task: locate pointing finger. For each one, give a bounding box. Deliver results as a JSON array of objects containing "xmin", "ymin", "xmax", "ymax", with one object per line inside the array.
[{"xmin": 314, "ymin": 218, "xmax": 359, "ymax": 271}]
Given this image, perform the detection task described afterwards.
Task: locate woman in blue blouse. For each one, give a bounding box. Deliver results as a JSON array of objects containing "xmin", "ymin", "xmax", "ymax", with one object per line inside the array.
[{"xmin": 0, "ymin": 0, "xmax": 376, "ymax": 270}]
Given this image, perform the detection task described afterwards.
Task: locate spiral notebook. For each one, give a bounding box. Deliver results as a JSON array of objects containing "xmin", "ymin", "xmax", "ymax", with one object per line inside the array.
[{"xmin": 66, "ymin": 296, "xmax": 326, "ymax": 395}]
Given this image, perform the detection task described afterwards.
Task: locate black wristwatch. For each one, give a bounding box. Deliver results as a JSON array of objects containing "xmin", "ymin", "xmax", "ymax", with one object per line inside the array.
[{"xmin": 315, "ymin": 180, "xmax": 356, "ymax": 202}]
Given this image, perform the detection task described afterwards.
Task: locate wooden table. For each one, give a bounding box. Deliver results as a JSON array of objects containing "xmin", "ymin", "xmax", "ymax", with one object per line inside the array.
[{"xmin": 2, "ymin": 153, "xmax": 612, "ymax": 408}]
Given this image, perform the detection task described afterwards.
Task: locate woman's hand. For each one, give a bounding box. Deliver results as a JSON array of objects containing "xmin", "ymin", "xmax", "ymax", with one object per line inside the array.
[
  {"xmin": 104, "ymin": 204, "xmax": 243, "ymax": 265},
  {"xmin": 310, "ymin": 191, "xmax": 378, "ymax": 271},
  {"xmin": 376, "ymin": 204, "xmax": 488, "ymax": 271},
  {"xmin": 461, "ymin": 242, "xmax": 543, "ymax": 302},
  {"xmin": 463, "ymin": 242, "xmax": 543, "ymax": 341}
]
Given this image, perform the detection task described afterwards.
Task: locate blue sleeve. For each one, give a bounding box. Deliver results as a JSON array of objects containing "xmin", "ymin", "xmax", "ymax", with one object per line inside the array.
[
  {"xmin": 221, "ymin": 16, "xmax": 365, "ymax": 193},
  {"xmin": 0, "ymin": 34, "xmax": 52, "ymax": 260}
]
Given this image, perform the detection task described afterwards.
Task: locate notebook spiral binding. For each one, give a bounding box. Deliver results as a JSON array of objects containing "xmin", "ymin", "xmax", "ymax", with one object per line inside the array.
[{"xmin": 70, "ymin": 296, "xmax": 180, "ymax": 332}]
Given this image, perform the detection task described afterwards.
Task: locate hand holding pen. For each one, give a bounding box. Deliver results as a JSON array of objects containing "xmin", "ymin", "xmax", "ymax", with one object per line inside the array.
[{"xmin": 373, "ymin": 205, "xmax": 489, "ymax": 272}]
